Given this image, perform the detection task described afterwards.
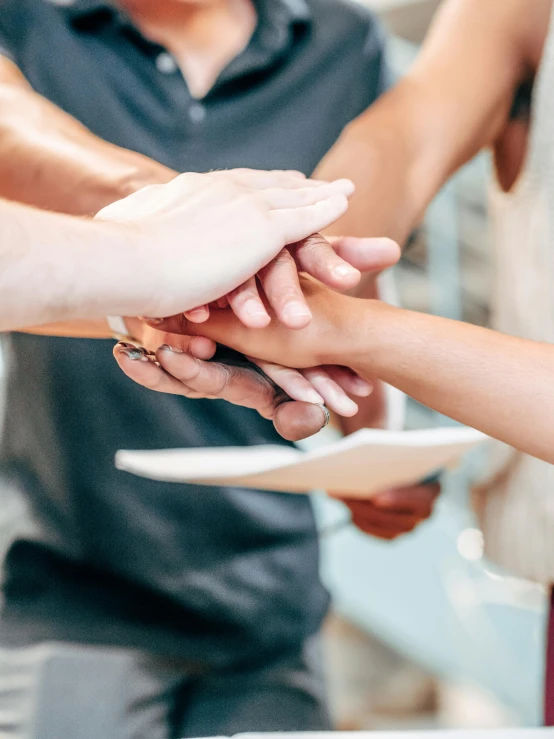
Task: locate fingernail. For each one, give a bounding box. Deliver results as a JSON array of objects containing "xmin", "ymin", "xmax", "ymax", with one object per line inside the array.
[
  {"xmin": 282, "ymin": 303, "xmax": 312, "ymax": 325},
  {"xmin": 304, "ymin": 388, "xmax": 325, "ymax": 404},
  {"xmin": 333, "ymin": 265, "xmax": 359, "ymax": 279},
  {"xmin": 160, "ymin": 344, "xmax": 183, "ymax": 354},
  {"xmin": 117, "ymin": 341, "xmax": 134, "ymax": 349},
  {"xmin": 120, "ymin": 347, "xmax": 149, "ymax": 362},
  {"xmin": 333, "ymin": 178, "xmax": 355, "ymax": 195},
  {"xmin": 243, "ymin": 299, "xmax": 269, "ymax": 318},
  {"xmin": 341, "ymin": 398, "xmax": 359, "ymax": 415},
  {"xmin": 351, "ymin": 377, "xmax": 373, "ymax": 396},
  {"xmin": 331, "ymin": 392, "xmax": 358, "ymax": 416},
  {"xmin": 139, "ymin": 317, "xmax": 163, "ymax": 324}
]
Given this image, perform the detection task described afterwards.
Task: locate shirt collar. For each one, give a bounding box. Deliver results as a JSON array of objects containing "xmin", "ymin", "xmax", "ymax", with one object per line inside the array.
[{"xmin": 46, "ymin": 0, "xmax": 312, "ymax": 89}]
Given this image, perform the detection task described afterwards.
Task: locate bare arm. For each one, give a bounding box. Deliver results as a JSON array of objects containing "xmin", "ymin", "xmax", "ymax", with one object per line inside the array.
[
  {"xmin": 0, "ymin": 198, "xmax": 132, "ymax": 331},
  {"xmin": 171, "ymin": 279, "xmax": 554, "ymax": 465},
  {"xmin": 0, "ymin": 56, "xmax": 177, "ymax": 338},
  {"xmin": 0, "ymin": 57, "xmax": 175, "ymax": 216},
  {"xmin": 317, "ymin": 0, "xmax": 550, "ymax": 245},
  {"xmin": 348, "ymin": 303, "xmax": 554, "ymax": 465},
  {"xmin": 1, "ymin": 175, "xmax": 352, "ymax": 332},
  {"xmin": 316, "ymin": 0, "xmax": 550, "ymax": 434}
]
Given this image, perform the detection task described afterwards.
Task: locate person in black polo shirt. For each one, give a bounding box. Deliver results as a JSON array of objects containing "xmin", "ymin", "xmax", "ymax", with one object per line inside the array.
[{"xmin": 0, "ymin": 1, "xmax": 409, "ymax": 736}]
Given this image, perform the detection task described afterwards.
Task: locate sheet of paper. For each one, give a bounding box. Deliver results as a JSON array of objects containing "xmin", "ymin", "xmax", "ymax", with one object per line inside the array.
[{"xmin": 116, "ymin": 426, "xmax": 488, "ymax": 498}]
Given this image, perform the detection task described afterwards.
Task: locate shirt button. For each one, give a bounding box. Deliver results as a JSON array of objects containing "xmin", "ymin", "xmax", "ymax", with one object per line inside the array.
[
  {"xmin": 156, "ymin": 52, "xmax": 178, "ymax": 74},
  {"xmin": 188, "ymin": 102, "xmax": 206, "ymax": 124}
]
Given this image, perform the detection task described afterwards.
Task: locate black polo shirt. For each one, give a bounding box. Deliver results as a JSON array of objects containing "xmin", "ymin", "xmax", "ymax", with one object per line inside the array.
[{"xmin": 0, "ymin": 0, "xmax": 388, "ymax": 668}]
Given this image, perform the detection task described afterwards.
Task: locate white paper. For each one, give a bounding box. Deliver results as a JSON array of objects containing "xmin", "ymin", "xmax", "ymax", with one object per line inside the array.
[{"xmin": 116, "ymin": 426, "xmax": 488, "ymax": 498}]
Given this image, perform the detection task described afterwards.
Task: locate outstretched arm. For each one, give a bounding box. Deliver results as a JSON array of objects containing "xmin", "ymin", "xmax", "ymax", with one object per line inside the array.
[
  {"xmin": 317, "ymin": 0, "xmax": 550, "ymax": 245},
  {"xmin": 156, "ymin": 278, "xmax": 554, "ymax": 465}
]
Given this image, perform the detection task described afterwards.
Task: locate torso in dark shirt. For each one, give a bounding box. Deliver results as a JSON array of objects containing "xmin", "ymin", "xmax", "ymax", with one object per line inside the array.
[{"xmin": 0, "ymin": 0, "xmax": 388, "ymax": 668}]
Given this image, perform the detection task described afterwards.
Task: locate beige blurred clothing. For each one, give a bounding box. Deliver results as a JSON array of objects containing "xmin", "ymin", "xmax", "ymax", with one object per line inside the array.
[{"xmin": 474, "ymin": 3, "xmax": 554, "ymax": 584}]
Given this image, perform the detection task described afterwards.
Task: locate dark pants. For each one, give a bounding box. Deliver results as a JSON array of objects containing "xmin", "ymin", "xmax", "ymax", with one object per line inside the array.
[{"xmin": 0, "ymin": 637, "xmax": 331, "ymax": 739}]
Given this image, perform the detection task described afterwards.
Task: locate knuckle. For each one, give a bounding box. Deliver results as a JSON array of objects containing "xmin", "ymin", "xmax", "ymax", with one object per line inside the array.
[{"xmin": 271, "ymin": 249, "xmax": 295, "ymax": 269}]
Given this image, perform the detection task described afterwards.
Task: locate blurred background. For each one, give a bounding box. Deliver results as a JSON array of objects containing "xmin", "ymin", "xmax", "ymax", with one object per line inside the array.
[
  {"xmin": 318, "ymin": 0, "xmax": 546, "ymax": 731},
  {"xmin": 0, "ymin": 0, "xmax": 546, "ymax": 735}
]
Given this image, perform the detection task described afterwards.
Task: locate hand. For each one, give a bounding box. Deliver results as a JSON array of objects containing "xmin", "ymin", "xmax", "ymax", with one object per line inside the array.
[
  {"xmin": 146, "ymin": 273, "xmax": 362, "ymax": 369},
  {"xmin": 183, "ymin": 234, "xmax": 400, "ymax": 329},
  {"xmin": 113, "ymin": 337, "xmax": 333, "ymax": 441},
  {"xmin": 124, "ymin": 237, "xmax": 398, "ymax": 416},
  {"xmin": 334, "ymin": 481, "xmax": 441, "ymax": 540},
  {"xmin": 95, "ymin": 168, "xmax": 353, "ymax": 319},
  {"xmin": 116, "ymin": 319, "xmax": 372, "ymax": 419}
]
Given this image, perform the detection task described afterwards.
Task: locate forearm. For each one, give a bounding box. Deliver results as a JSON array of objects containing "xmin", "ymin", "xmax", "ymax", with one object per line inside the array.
[
  {"xmin": 19, "ymin": 320, "xmax": 112, "ymax": 339},
  {"xmin": 0, "ymin": 59, "xmax": 176, "ymax": 215},
  {"xmin": 0, "ymin": 199, "xmax": 134, "ymax": 331},
  {"xmin": 342, "ymin": 301, "xmax": 554, "ymax": 464},
  {"xmin": 318, "ymin": 90, "xmax": 424, "ymax": 248},
  {"xmin": 317, "ymin": 0, "xmax": 536, "ymax": 250}
]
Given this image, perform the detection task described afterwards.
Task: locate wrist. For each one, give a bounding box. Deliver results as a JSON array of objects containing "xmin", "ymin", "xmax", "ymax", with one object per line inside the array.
[
  {"xmin": 69, "ymin": 218, "xmax": 150, "ymax": 320},
  {"xmin": 322, "ymin": 297, "xmax": 396, "ymax": 373},
  {"xmin": 81, "ymin": 160, "xmax": 177, "ymax": 218}
]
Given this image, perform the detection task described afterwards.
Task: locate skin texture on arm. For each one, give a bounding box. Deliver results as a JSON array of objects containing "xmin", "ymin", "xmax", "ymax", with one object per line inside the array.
[
  {"xmin": 165, "ymin": 276, "xmax": 554, "ymax": 466},
  {"xmin": 0, "ymin": 57, "xmax": 368, "ymax": 337},
  {"xmin": 316, "ymin": 0, "xmax": 550, "ymax": 246},
  {"xmin": 0, "ymin": 55, "xmax": 392, "ymax": 429},
  {"xmin": 0, "ymin": 197, "xmax": 133, "ymax": 330},
  {"xmin": 312, "ymin": 0, "xmax": 550, "ymax": 510},
  {"xmin": 0, "ymin": 57, "xmax": 175, "ymax": 215},
  {"xmin": 0, "ymin": 174, "xmax": 351, "ymax": 331}
]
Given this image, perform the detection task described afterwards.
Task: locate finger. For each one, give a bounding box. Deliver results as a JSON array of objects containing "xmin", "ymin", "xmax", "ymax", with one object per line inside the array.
[
  {"xmin": 143, "ymin": 313, "xmax": 192, "ymax": 335},
  {"xmin": 216, "ymin": 296, "xmax": 230, "ymax": 309},
  {"xmin": 258, "ymin": 249, "xmax": 312, "ymax": 328},
  {"xmin": 271, "ymin": 193, "xmax": 349, "ymax": 244},
  {"xmin": 372, "ymin": 483, "xmax": 441, "ymax": 516},
  {"xmin": 227, "ymin": 277, "xmax": 271, "ymax": 328},
  {"xmin": 155, "ymin": 345, "xmax": 285, "ymax": 412},
  {"xmin": 294, "ymin": 234, "xmax": 360, "ymax": 290},
  {"xmin": 321, "ymin": 366, "xmax": 373, "ymax": 397},
  {"xmin": 302, "ymin": 367, "xmax": 358, "ymax": 417},
  {"xmin": 156, "ymin": 345, "xmax": 233, "ymax": 395},
  {"xmin": 273, "ymin": 401, "xmax": 329, "ymax": 441},
  {"xmin": 114, "ymin": 343, "xmax": 200, "ymax": 396},
  {"xmin": 137, "ymin": 322, "xmax": 217, "ymax": 360},
  {"xmin": 263, "ymin": 180, "xmax": 354, "ymax": 210},
  {"xmin": 247, "ymin": 356, "xmax": 323, "ymax": 404},
  {"xmin": 143, "ymin": 312, "xmax": 244, "ymax": 350},
  {"xmin": 184, "ymin": 305, "xmax": 210, "ymax": 323},
  {"xmin": 328, "ymin": 236, "xmax": 401, "ymax": 273},
  {"xmin": 187, "ymin": 336, "xmax": 218, "ymax": 360}
]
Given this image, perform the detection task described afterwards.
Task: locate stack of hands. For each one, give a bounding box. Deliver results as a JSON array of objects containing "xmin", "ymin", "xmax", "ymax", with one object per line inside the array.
[{"xmin": 97, "ymin": 167, "xmax": 439, "ymax": 540}]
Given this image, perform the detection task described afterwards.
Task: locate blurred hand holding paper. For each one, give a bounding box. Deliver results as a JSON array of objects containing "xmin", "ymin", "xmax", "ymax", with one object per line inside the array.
[{"xmin": 115, "ymin": 427, "xmax": 488, "ymax": 498}]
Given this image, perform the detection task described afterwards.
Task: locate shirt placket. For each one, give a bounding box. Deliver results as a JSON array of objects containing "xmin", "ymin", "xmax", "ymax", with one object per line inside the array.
[{"xmin": 153, "ymin": 50, "xmax": 207, "ymax": 126}]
